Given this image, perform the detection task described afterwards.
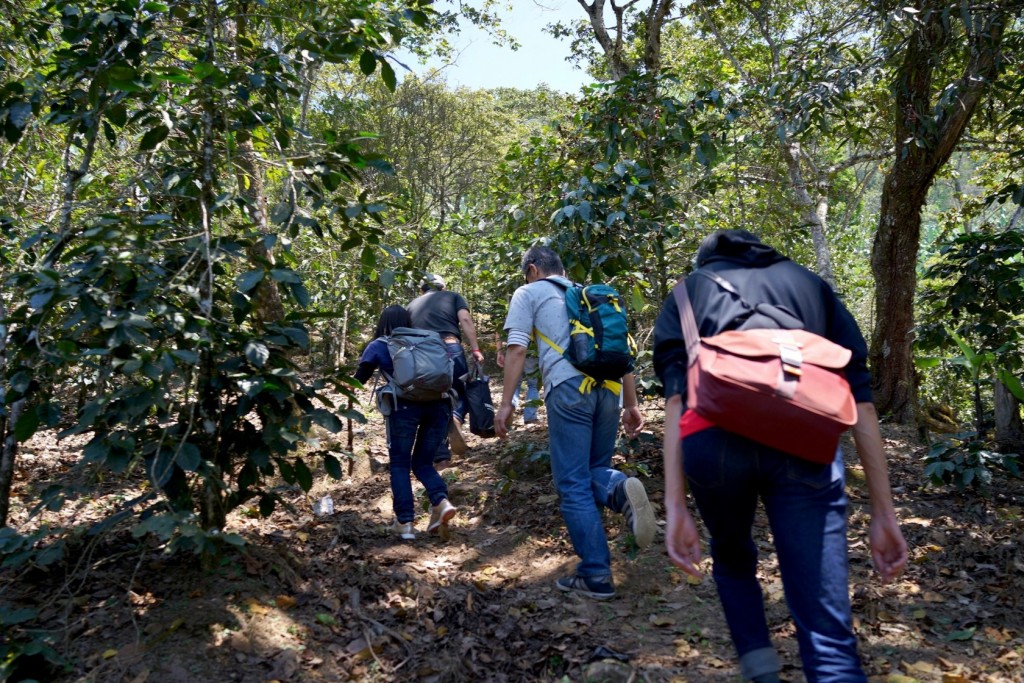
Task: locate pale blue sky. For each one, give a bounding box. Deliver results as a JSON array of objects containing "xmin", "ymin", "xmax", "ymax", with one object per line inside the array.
[{"xmin": 402, "ymin": 1, "xmax": 596, "ymax": 93}]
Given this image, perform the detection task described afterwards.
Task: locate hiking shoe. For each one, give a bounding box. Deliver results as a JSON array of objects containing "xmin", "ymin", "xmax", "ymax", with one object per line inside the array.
[
  {"xmin": 555, "ymin": 575, "xmax": 616, "ymax": 600},
  {"xmin": 427, "ymin": 498, "xmax": 457, "ymax": 534},
  {"xmin": 390, "ymin": 519, "xmax": 415, "ymax": 540},
  {"xmin": 622, "ymin": 477, "xmax": 656, "ymax": 549},
  {"xmin": 448, "ymin": 417, "xmax": 467, "ymax": 456}
]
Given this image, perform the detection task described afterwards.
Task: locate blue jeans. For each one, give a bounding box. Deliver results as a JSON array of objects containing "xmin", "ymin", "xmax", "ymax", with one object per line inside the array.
[
  {"xmin": 546, "ymin": 376, "xmax": 628, "ymax": 578},
  {"xmin": 387, "ymin": 398, "xmax": 451, "ymax": 523},
  {"xmin": 683, "ymin": 427, "xmax": 865, "ymax": 683},
  {"xmin": 510, "ymin": 357, "xmax": 540, "ymax": 422},
  {"xmin": 434, "ymin": 343, "xmax": 468, "ymax": 461}
]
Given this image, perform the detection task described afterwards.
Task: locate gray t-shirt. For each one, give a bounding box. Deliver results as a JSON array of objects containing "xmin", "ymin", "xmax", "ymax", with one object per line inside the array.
[{"xmin": 503, "ymin": 278, "xmax": 581, "ymax": 395}]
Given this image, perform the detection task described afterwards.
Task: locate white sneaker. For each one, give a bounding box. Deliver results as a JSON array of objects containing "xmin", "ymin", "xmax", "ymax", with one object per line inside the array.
[
  {"xmin": 427, "ymin": 498, "xmax": 457, "ymax": 534},
  {"xmin": 391, "ymin": 519, "xmax": 415, "ymax": 540}
]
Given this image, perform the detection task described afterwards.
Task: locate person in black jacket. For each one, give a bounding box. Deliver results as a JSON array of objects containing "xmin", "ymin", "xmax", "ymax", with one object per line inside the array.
[{"xmin": 653, "ymin": 230, "xmax": 907, "ymax": 683}]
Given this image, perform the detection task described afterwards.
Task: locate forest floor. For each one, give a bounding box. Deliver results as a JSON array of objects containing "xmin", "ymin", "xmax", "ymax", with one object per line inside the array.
[{"xmin": 4, "ymin": 379, "xmax": 1024, "ymax": 683}]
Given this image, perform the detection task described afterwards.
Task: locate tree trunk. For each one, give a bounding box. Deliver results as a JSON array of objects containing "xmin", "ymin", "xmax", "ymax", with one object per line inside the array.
[
  {"xmin": 232, "ymin": 3, "xmax": 285, "ymax": 326},
  {"xmin": 578, "ymin": 0, "xmax": 675, "ymax": 79},
  {"xmin": 869, "ymin": 4, "xmax": 1006, "ymax": 423},
  {"xmin": 994, "ymin": 380, "xmax": 1024, "ymax": 451},
  {"xmin": 0, "ymin": 400, "xmax": 23, "ymax": 527},
  {"xmin": 870, "ymin": 176, "xmax": 928, "ymax": 423},
  {"xmin": 0, "ymin": 299, "xmax": 16, "ymax": 526},
  {"xmin": 781, "ymin": 140, "xmax": 836, "ymax": 286}
]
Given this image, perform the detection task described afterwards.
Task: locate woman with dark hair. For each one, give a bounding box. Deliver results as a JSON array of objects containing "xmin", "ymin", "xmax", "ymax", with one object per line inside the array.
[{"xmin": 354, "ymin": 305, "xmax": 457, "ymax": 540}]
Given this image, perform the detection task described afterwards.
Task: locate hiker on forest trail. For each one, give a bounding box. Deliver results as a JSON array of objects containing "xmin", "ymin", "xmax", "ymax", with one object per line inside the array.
[
  {"xmin": 496, "ymin": 331, "xmax": 541, "ymax": 425},
  {"xmin": 408, "ymin": 274, "xmax": 485, "ymax": 466},
  {"xmin": 653, "ymin": 229, "xmax": 907, "ymax": 683},
  {"xmin": 495, "ymin": 246, "xmax": 656, "ymax": 601},
  {"xmin": 354, "ymin": 305, "xmax": 457, "ymax": 540}
]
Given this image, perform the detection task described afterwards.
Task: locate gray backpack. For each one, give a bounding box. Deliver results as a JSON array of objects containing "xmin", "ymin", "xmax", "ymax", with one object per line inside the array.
[{"xmin": 384, "ymin": 327, "xmax": 454, "ymax": 401}]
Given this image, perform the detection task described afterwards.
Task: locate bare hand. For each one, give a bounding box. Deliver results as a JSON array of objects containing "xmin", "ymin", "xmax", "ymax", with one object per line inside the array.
[
  {"xmin": 665, "ymin": 509, "xmax": 702, "ymax": 579},
  {"xmin": 495, "ymin": 404, "xmax": 514, "ymax": 439},
  {"xmin": 497, "ymin": 351, "xmax": 505, "ymax": 368},
  {"xmin": 621, "ymin": 406, "xmax": 644, "ymax": 438},
  {"xmin": 472, "ymin": 349, "xmax": 485, "ymax": 365},
  {"xmin": 869, "ymin": 512, "xmax": 908, "ymax": 583}
]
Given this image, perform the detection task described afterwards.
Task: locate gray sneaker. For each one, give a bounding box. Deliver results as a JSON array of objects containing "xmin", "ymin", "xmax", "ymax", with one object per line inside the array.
[
  {"xmin": 390, "ymin": 519, "xmax": 415, "ymax": 540},
  {"xmin": 556, "ymin": 575, "xmax": 616, "ymax": 600},
  {"xmin": 448, "ymin": 417, "xmax": 467, "ymax": 455},
  {"xmin": 622, "ymin": 477, "xmax": 656, "ymax": 548}
]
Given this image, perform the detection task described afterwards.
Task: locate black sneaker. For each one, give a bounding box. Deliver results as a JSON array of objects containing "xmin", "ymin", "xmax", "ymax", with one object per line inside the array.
[{"xmin": 555, "ymin": 575, "xmax": 616, "ymax": 600}]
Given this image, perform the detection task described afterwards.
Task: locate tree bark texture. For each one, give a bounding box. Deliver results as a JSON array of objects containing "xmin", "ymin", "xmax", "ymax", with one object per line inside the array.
[
  {"xmin": 994, "ymin": 381, "xmax": 1024, "ymax": 452},
  {"xmin": 781, "ymin": 141, "xmax": 836, "ymax": 287},
  {"xmin": 578, "ymin": 0, "xmax": 676, "ymax": 78},
  {"xmin": 233, "ymin": 3, "xmax": 285, "ymax": 327},
  {"xmin": 869, "ymin": 3, "xmax": 1007, "ymax": 422}
]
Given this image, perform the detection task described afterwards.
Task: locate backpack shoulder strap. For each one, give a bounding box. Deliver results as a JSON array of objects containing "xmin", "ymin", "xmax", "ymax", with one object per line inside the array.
[
  {"xmin": 543, "ymin": 276, "xmax": 574, "ymax": 289},
  {"xmin": 671, "ymin": 278, "xmax": 701, "ymax": 369}
]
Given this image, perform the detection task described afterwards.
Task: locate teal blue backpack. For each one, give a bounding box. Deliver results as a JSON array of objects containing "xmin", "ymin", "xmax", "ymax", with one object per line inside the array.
[{"xmin": 536, "ymin": 277, "xmax": 637, "ymax": 382}]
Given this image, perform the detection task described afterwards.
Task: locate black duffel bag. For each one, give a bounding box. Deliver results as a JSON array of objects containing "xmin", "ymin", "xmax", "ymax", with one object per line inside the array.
[{"xmin": 464, "ymin": 360, "xmax": 496, "ymax": 437}]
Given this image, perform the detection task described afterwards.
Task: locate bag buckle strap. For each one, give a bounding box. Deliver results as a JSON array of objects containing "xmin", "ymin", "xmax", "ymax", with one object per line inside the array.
[
  {"xmin": 778, "ymin": 343, "xmax": 803, "ymax": 376},
  {"xmin": 773, "ymin": 333, "xmax": 804, "ymax": 377}
]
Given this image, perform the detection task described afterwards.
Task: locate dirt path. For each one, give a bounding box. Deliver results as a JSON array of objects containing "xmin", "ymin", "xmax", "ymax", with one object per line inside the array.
[{"xmin": 4, "ymin": 387, "xmax": 1024, "ymax": 682}]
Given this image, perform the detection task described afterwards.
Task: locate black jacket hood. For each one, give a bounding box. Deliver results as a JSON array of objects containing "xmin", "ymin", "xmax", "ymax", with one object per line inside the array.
[{"xmin": 697, "ymin": 229, "xmax": 789, "ymax": 269}]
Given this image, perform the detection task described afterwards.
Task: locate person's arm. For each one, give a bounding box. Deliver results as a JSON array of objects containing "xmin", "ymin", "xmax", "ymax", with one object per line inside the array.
[
  {"xmin": 663, "ymin": 394, "xmax": 702, "ymax": 578},
  {"xmin": 458, "ymin": 308, "xmax": 484, "ymax": 364},
  {"xmin": 352, "ymin": 340, "xmax": 382, "ymax": 384},
  {"xmin": 495, "ymin": 343, "xmax": 526, "ymax": 438},
  {"xmin": 620, "ymin": 373, "xmax": 644, "ymax": 437},
  {"xmin": 496, "ymin": 331, "xmax": 505, "ymax": 368},
  {"xmin": 851, "ymin": 401, "xmax": 908, "ymax": 583}
]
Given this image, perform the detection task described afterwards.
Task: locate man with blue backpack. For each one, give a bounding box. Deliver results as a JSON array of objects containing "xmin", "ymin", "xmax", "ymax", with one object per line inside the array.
[{"xmin": 495, "ymin": 245, "xmax": 656, "ymax": 600}]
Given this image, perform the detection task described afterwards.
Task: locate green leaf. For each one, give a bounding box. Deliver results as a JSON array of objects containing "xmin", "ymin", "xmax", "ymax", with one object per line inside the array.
[
  {"xmin": 108, "ymin": 65, "xmax": 136, "ymax": 81},
  {"xmin": 259, "ymin": 494, "xmax": 276, "ymax": 517},
  {"xmin": 289, "ymin": 281, "xmax": 310, "ymax": 308},
  {"xmin": 294, "ymin": 458, "xmax": 313, "ymax": 492},
  {"xmin": 381, "ymin": 60, "xmax": 397, "ymax": 92},
  {"xmin": 282, "ymin": 326, "xmax": 310, "ymax": 350},
  {"xmin": 244, "ymin": 342, "xmax": 270, "ymax": 368},
  {"xmin": 171, "ymin": 349, "xmax": 200, "ymax": 364},
  {"xmin": 268, "ymin": 268, "xmax": 301, "ymax": 284},
  {"xmin": 139, "ymin": 125, "xmax": 170, "ymax": 152},
  {"xmin": 324, "ymin": 454, "xmax": 342, "ymax": 479},
  {"xmin": 236, "ymin": 270, "xmax": 264, "ymax": 292},
  {"xmin": 997, "ymin": 368, "xmax": 1024, "ymax": 401},
  {"xmin": 14, "ymin": 410, "xmax": 40, "ymax": 442},
  {"xmin": 310, "ymin": 409, "xmax": 342, "ymax": 433},
  {"xmin": 946, "ymin": 328, "xmax": 978, "ymax": 369},
  {"xmin": 359, "ymin": 50, "xmax": 376, "ymax": 76},
  {"xmin": 176, "ymin": 442, "xmax": 201, "ymax": 471},
  {"xmin": 947, "ymin": 627, "xmax": 975, "ymax": 641},
  {"xmin": 0, "ymin": 607, "xmax": 39, "ymax": 626}
]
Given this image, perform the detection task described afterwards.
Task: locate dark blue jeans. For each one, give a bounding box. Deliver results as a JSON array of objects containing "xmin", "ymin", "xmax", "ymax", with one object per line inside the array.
[
  {"xmin": 683, "ymin": 427, "xmax": 865, "ymax": 683},
  {"xmin": 387, "ymin": 398, "xmax": 451, "ymax": 523}
]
